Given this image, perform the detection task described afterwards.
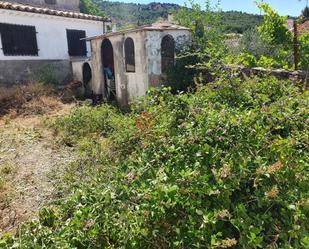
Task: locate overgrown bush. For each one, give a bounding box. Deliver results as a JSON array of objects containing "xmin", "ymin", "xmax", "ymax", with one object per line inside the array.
[
  {"xmin": 166, "ymin": 0, "xmax": 226, "ymax": 92},
  {"xmin": 35, "ymin": 65, "xmax": 61, "ymax": 86},
  {"xmin": 299, "ymin": 32, "xmax": 309, "ymax": 71},
  {"xmin": 169, "ymin": 1, "xmax": 307, "ymax": 94},
  {"xmin": 165, "ymin": 50, "xmax": 211, "ymax": 92},
  {"xmin": 237, "ymin": 27, "xmax": 294, "ymax": 69},
  {"xmin": 225, "ymin": 3, "xmax": 307, "ymax": 71},
  {"xmin": 2, "ymin": 75, "xmax": 308, "ymax": 248}
]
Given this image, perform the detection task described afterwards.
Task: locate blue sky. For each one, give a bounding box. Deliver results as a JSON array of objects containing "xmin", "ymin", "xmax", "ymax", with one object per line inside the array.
[{"xmin": 114, "ymin": 0, "xmax": 307, "ymax": 16}]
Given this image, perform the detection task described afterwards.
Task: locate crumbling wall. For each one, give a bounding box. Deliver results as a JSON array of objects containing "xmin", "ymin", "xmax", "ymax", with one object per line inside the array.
[
  {"xmin": 238, "ymin": 67, "xmax": 308, "ymax": 84},
  {"xmin": 145, "ymin": 30, "xmax": 191, "ymax": 87}
]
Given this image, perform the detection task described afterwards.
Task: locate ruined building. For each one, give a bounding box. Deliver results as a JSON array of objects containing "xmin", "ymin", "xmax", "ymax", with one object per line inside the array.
[
  {"xmin": 1, "ymin": 0, "xmax": 192, "ymax": 107},
  {"xmin": 73, "ymin": 22, "xmax": 191, "ymax": 106}
]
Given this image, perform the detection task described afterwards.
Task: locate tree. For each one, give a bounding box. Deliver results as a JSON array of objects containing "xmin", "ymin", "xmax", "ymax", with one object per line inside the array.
[
  {"xmin": 174, "ymin": 0, "xmax": 224, "ymax": 55},
  {"xmin": 257, "ymin": 2, "xmax": 292, "ymax": 47},
  {"xmin": 80, "ymin": 0, "xmax": 105, "ymax": 17},
  {"xmin": 301, "ymin": 6, "xmax": 309, "ymax": 19}
]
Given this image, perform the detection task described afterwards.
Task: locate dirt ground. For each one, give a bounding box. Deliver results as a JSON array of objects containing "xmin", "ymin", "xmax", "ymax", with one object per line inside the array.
[{"xmin": 0, "ymin": 104, "xmax": 76, "ymax": 237}]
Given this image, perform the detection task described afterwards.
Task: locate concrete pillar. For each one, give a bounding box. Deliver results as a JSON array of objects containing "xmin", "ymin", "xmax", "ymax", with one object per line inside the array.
[{"xmin": 90, "ymin": 40, "xmax": 103, "ymax": 98}]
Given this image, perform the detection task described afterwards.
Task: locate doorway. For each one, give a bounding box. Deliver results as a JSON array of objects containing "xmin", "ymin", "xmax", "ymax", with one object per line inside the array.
[
  {"xmin": 161, "ymin": 35, "xmax": 175, "ymax": 74},
  {"xmin": 101, "ymin": 39, "xmax": 116, "ymax": 101},
  {"xmin": 82, "ymin": 62, "xmax": 92, "ymax": 98}
]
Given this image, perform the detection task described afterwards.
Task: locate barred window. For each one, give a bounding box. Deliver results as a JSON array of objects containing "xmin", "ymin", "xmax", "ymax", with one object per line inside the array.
[
  {"xmin": 124, "ymin": 38, "xmax": 135, "ymax": 72},
  {"xmin": 0, "ymin": 23, "xmax": 38, "ymax": 56},
  {"xmin": 66, "ymin": 29, "xmax": 87, "ymax": 57}
]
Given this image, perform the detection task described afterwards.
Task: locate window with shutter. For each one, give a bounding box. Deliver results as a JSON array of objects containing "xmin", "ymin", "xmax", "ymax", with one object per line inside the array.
[
  {"xmin": 0, "ymin": 23, "xmax": 38, "ymax": 56},
  {"xmin": 66, "ymin": 30, "xmax": 87, "ymax": 57}
]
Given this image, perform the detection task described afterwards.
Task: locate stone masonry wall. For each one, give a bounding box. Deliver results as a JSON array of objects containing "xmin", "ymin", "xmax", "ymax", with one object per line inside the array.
[{"xmin": 238, "ymin": 66, "xmax": 308, "ymax": 85}]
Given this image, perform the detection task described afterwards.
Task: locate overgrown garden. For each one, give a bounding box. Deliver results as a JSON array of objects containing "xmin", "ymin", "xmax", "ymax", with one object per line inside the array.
[{"xmin": 1, "ymin": 1, "xmax": 308, "ymax": 248}]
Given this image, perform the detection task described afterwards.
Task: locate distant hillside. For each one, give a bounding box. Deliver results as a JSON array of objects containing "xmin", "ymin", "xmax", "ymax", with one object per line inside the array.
[
  {"xmin": 93, "ymin": 1, "xmax": 263, "ymax": 33},
  {"xmin": 221, "ymin": 11, "xmax": 263, "ymax": 33},
  {"xmin": 93, "ymin": 1, "xmax": 180, "ymax": 27}
]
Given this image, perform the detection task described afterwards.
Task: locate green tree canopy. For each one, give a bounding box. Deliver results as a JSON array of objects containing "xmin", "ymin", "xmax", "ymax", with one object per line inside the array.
[
  {"xmin": 301, "ymin": 6, "xmax": 309, "ymax": 19},
  {"xmin": 80, "ymin": 0, "xmax": 105, "ymax": 17}
]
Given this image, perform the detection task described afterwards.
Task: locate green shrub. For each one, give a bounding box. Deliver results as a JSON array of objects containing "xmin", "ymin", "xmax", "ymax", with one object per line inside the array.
[
  {"xmin": 257, "ymin": 55, "xmax": 278, "ymax": 69},
  {"xmin": 228, "ymin": 4, "xmax": 296, "ymax": 70},
  {"xmin": 257, "ymin": 3, "xmax": 292, "ymax": 47},
  {"xmin": 51, "ymin": 104, "xmax": 121, "ymax": 145},
  {"xmin": 2, "ymin": 76, "xmax": 308, "ymax": 248},
  {"xmin": 237, "ymin": 52, "xmax": 257, "ymax": 67},
  {"xmin": 299, "ymin": 32, "xmax": 309, "ymax": 71}
]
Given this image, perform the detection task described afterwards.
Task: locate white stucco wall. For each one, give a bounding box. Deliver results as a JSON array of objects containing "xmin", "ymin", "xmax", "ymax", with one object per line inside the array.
[{"xmin": 0, "ymin": 9, "xmax": 107, "ymax": 60}]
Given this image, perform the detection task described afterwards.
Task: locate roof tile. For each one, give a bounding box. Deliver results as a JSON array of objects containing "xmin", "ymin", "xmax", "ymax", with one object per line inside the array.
[{"xmin": 0, "ymin": 1, "xmax": 111, "ymax": 22}]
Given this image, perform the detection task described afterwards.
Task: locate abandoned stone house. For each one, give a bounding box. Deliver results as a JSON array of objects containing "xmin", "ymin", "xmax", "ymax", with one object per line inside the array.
[
  {"xmin": 0, "ymin": 0, "xmax": 192, "ymax": 106},
  {"xmin": 73, "ymin": 23, "xmax": 191, "ymax": 106},
  {"xmin": 0, "ymin": 0, "xmax": 111, "ymax": 84}
]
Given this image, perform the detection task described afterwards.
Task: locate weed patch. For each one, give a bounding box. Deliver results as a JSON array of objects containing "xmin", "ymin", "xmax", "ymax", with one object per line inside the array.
[{"xmin": 0, "ymin": 83, "xmax": 64, "ymax": 117}]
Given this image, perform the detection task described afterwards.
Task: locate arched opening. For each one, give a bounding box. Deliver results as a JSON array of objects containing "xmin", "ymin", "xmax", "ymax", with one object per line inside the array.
[
  {"xmin": 82, "ymin": 63, "xmax": 92, "ymax": 98},
  {"xmin": 161, "ymin": 35, "xmax": 175, "ymax": 74},
  {"xmin": 101, "ymin": 39, "xmax": 116, "ymax": 101},
  {"xmin": 124, "ymin": 37, "xmax": 135, "ymax": 72}
]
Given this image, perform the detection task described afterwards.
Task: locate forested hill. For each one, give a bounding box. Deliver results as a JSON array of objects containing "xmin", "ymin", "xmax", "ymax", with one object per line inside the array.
[{"xmin": 92, "ymin": 1, "xmax": 263, "ymax": 33}]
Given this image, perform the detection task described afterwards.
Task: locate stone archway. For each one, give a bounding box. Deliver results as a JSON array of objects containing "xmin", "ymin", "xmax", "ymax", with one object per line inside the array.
[{"xmin": 161, "ymin": 35, "xmax": 175, "ymax": 74}]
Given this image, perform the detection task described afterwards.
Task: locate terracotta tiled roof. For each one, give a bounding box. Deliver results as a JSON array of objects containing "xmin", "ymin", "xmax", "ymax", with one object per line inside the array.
[{"xmin": 0, "ymin": 1, "xmax": 111, "ymax": 22}]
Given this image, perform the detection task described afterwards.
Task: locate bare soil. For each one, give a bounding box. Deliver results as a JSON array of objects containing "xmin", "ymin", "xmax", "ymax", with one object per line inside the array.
[{"xmin": 0, "ymin": 103, "xmax": 76, "ymax": 237}]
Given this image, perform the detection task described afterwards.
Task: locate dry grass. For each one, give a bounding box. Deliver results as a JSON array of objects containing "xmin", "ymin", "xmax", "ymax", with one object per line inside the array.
[
  {"xmin": 0, "ymin": 101, "xmax": 77, "ymax": 236},
  {"xmin": 0, "ymin": 82, "xmax": 78, "ymax": 235},
  {"xmin": 0, "ymin": 83, "xmax": 67, "ymax": 118}
]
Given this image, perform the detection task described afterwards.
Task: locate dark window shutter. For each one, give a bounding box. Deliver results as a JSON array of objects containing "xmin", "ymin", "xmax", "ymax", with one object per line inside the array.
[
  {"xmin": 0, "ymin": 23, "xmax": 38, "ymax": 56},
  {"xmin": 66, "ymin": 30, "xmax": 87, "ymax": 56}
]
